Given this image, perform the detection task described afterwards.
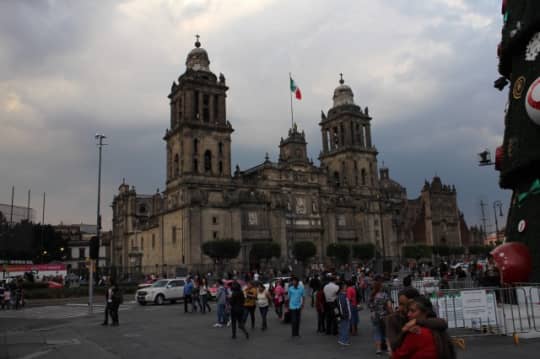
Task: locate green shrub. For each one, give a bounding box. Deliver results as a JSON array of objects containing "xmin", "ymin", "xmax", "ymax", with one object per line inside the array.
[
  {"xmin": 326, "ymin": 243, "xmax": 350, "ymax": 264},
  {"xmin": 352, "ymin": 243, "xmax": 376, "ymax": 260},
  {"xmin": 292, "ymin": 241, "xmax": 317, "ymax": 263}
]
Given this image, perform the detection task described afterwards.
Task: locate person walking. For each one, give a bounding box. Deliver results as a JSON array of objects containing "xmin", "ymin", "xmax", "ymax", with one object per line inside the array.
[
  {"xmin": 101, "ymin": 278, "xmax": 112, "ymax": 326},
  {"xmin": 369, "ymin": 281, "xmax": 393, "ymax": 355},
  {"xmin": 346, "ymin": 279, "xmax": 359, "ymax": 336},
  {"xmin": 230, "ymin": 281, "xmax": 249, "ymax": 339},
  {"xmin": 200, "ymin": 277, "xmax": 212, "ymax": 314},
  {"xmin": 243, "ymin": 281, "xmax": 257, "ymax": 329},
  {"xmin": 214, "ymin": 280, "xmax": 227, "ymax": 327},
  {"xmin": 309, "ymin": 275, "xmax": 322, "ymax": 307},
  {"xmin": 315, "ymin": 285, "xmax": 326, "ymax": 333},
  {"xmin": 288, "ymin": 276, "xmax": 304, "ymax": 338},
  {"xmin": 273, "ymin": 279, "xmax": 285, "ymax": 319},
  {"xmin": 192, "ymin": 279, "xmax": 201, "ymax": 312},
  {"xmin": 183, "ymin": 278, "xmax": 194, "ymax": 313},
  {"xmin": 109, "ymin": 279, "xmax": 122, "ymax": 326},
  {"xmin": 337, "ymin": 282, "xmax": 352, "ymax": 346},
  {"xmin": 256, "ymin": 282, "xmax": 272, "ymax": 330},
  {"xmin": 0, "ymin": 282, "xmax": 5, "ymax": 310}
]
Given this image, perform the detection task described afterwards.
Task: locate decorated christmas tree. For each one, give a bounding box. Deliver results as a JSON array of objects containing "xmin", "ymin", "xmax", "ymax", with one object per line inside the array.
[{"xmin": 496, "ymin": 0, "xmax": 540, "ymax": 282}]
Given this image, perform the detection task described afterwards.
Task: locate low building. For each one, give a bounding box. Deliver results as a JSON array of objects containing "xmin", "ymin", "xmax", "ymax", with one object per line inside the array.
[{"xmin": 54, "ymin": 224, "xmax": 110, "ymax": 271}]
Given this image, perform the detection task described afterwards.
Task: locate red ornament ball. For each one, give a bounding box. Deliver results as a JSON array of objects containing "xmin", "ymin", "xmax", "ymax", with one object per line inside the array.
[{"xmin": 491, "ymin": 242, "xmax": 532, "ymax": 284}]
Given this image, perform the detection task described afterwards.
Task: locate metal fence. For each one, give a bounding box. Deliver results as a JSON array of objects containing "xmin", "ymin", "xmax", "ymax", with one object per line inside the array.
[{"xmin": 386, "ymin": 284, "xmax": 540, "ymax": 343}]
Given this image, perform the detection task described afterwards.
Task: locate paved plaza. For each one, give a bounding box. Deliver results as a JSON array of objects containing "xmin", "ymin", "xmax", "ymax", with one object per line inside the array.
[{"xmin": 1, "ymin": 300, "xmax": 539, "ymax": 359}]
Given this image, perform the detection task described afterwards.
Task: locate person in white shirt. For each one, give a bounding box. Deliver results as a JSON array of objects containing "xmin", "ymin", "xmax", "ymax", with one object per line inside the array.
[{"xmin": 323, "ymin": 277, "xmax": 340, "ymax": 335}]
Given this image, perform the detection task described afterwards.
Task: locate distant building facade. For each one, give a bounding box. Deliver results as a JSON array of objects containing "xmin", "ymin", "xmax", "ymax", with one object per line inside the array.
[
  {"xmin": 111, "ymin": 39, "xmax": 472, "ymax": 273},
  {"xmin": 55, "ymin": 224, "xmax": 110, "ymax": 270},
  {"xmin": 0, "ymin": 203, "xmax": 35, "ymax": 224}
]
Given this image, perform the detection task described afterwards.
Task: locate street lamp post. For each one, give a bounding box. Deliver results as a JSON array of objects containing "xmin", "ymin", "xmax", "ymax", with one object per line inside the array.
[
  {"xmin": 493, "ymin": 200, "xmax": 503, "ymax": 244},
  {"xmin": 90, "ymin": 133, "xmax": 107, "ymax": 315}
]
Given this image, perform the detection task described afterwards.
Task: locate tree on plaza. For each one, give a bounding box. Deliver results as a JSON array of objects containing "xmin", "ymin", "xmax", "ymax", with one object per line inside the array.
[
  {"xmin": 250, "ymin": 242, "xmax": 281, "ymax": 265},
  {"xmin": 0, "ymin": 221, "xmax": 66, "ymax": 263},
  {"xmin": 468, "ymin": 245, "xmax": 492, "ymax": 256},
  {"xmin": 432, "ymin": 245, "xmax": 451, "ymax": 257},
  {"xmin": 402, "ymin": 244, "xmax": 433, "ymax": 260},
  {"xmin": 201, "ymin": 239, "xmax": 241, "ymax": 265},
  {"xmin": 326, "ymin": 243, "xmax": 350, "ymax": 265},
  {"xmin": 292, "ymin": 241, "xmax": 317, "ymax": 264},
  {"xmin": 449, "ymin": 246, "xmax": 465, "ymax": 256},
  {"xmin": 352, "ymin": 243, "xmax": 376, "ymax": 261}
]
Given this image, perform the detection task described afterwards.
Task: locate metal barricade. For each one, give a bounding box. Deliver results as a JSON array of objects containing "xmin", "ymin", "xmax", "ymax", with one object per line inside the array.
[{"xmin": 431, "ymin": 286, "xmax": 540, "ymax": 343}]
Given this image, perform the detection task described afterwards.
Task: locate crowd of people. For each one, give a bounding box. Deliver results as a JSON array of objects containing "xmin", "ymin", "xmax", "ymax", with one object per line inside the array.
[{"xmin": 169, "ymin": 267, "xmax": 457, "ymax": 359}]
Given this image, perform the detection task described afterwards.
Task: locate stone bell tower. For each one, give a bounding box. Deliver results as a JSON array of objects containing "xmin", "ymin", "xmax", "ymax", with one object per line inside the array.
[
  {"xmin": 319, "ymin": 74, "xmax": 378, "ymax": 190},
  {"xmin": 164, "ymin": 35, "xmax": 233, "ymax": 193}
]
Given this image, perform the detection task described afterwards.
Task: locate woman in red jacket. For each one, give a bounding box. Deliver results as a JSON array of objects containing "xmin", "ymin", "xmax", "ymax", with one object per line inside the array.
[{"xmin": 393, "ymin": 296, "xmax": 454, "ymax": 359}]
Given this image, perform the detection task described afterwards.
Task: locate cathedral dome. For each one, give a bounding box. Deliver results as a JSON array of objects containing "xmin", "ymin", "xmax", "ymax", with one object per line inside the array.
[
  {"xmin": 332, "ymin": 74, "xmax": 355, "ymax": 107},
  {"xmin": 185, "ymin": 35, "xmax": 210, "ymax": 72}
]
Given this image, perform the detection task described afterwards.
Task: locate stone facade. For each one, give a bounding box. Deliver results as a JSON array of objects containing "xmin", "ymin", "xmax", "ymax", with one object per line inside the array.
[{"xmin": 111, "ymin": 39, "xmax": 470, "ymax": 273}]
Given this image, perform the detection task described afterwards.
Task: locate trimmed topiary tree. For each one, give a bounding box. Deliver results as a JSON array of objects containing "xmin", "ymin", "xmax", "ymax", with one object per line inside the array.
[
  {"xmin": 433, "ymin": 245, "xmax": 451, "ymax": 257},
  {"xmin": 201, "ymin": 239, "xmax": 241, "ymax": 265},
  {"xmin": 326, "ymin": 243, "xmax": 351, "ymax": 265},
  {"xmin": 352, "ymin": 243, "xmax": 376, "ymax": 261},
  {"xmin": 292, "ymin": 241, "xmax": 317, "ymax": 264},
  {"xmin": 402, "ymin": 244, "xmax": 433, "ymax": 260},
  {"xmin": 449, "ymin": 246, "xmax": 465, "ymax": 256},
  {"xmin": 468, "ymin": 245, "xmax": 492, "ymax": 256},
  {"xmin": 250, "ymin": 242, "xmax": 281, "ymax": 261}
]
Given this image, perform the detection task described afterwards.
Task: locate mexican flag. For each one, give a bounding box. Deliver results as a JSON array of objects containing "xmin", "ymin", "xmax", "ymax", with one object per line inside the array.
[{"xmin": 290, "ymin": 76, "xmax": 302, "ymax": 100}]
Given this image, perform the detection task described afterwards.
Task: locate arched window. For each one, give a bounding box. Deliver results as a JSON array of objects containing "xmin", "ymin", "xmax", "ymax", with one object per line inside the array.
[
  {"xmin": 204, "ymin": 150, "xmax": 212, "ymax": 173},
  {"xmin": 361, "ymin": 169, "xmax": 366, "ymax": 185},
  {"xmin": 152, "ymin": 234, "xmax": 155, "ymax": 249},
  {"xmin": 193, "ymin": 158, "xmax": 198, "ymax": 173},
  {"xmin": 334, "ymin": 171, "xmax": 340, "ymax": 187},
  {"xmin": 193, "ymin": 139, "xmax": 198, "ymax": 154},
  {"xmin": 174, "ymin": 154, "xmax": 179, "ymax": 176},
  {"xmin": 333, "ymin": 128, "xmax": 339, "ymax": 148},
  {"xmin": 218, "ymin": 142, "xmax": 223, "ymax": 155},
  {"xmin": 141, "ymin": 237, "xmax": 144, "ymax": 251},
  {"xmin": 219, "ymin": 161, "xmax": 223, "ymax": 174}
]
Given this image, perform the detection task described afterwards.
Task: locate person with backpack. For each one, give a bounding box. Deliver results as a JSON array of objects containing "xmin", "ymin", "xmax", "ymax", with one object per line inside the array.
[
  {"xmin": 230, "ymin": 281, "xmax": 249, "ymax": 339},
  {"xmin": 369, "ymin": 280, "xmax": 393, "ymax": 355}
]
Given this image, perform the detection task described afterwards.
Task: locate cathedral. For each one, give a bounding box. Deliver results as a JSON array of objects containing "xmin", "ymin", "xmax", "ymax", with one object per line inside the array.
[{"xmin": 111, "ymin": 38, "xmax": 472, "ymax": 274}]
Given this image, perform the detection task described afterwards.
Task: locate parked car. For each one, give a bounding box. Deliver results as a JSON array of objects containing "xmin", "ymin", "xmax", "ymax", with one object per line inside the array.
[
  {"xmin": 135, "ymin": 278, "xmax": 186, "ymax": 305},
  {"xmin": 48, "ymin": 281, "xmax": 63, "ymax": 288}
]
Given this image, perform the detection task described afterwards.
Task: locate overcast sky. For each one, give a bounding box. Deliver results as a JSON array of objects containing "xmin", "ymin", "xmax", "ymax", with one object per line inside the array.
[{"xmin": 0, "ymin": 0, "xmax": 509, "ymax": 232}]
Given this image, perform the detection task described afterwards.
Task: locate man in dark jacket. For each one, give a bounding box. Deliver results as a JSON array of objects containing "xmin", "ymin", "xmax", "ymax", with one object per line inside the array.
[{"xmin": 385, "ymin": 287, "xmax": 448, "ymax": 352}]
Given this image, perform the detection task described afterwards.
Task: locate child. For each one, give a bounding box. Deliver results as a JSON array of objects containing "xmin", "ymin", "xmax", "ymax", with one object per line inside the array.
[{"xmin": 3, "ymin": 287, "xmax": 11, "ymax": 310}]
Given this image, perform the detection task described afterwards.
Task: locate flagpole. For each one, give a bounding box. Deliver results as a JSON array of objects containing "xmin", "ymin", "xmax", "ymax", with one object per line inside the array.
[{"xmin": 289, "ymin": 72, "xmax": 294, "ymax": 129}]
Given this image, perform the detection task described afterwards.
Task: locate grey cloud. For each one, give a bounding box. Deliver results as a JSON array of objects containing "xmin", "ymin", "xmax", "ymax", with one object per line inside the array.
[{"xmin": 0, "ymin": 0, "xmax": 511, "ymax": 230}]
